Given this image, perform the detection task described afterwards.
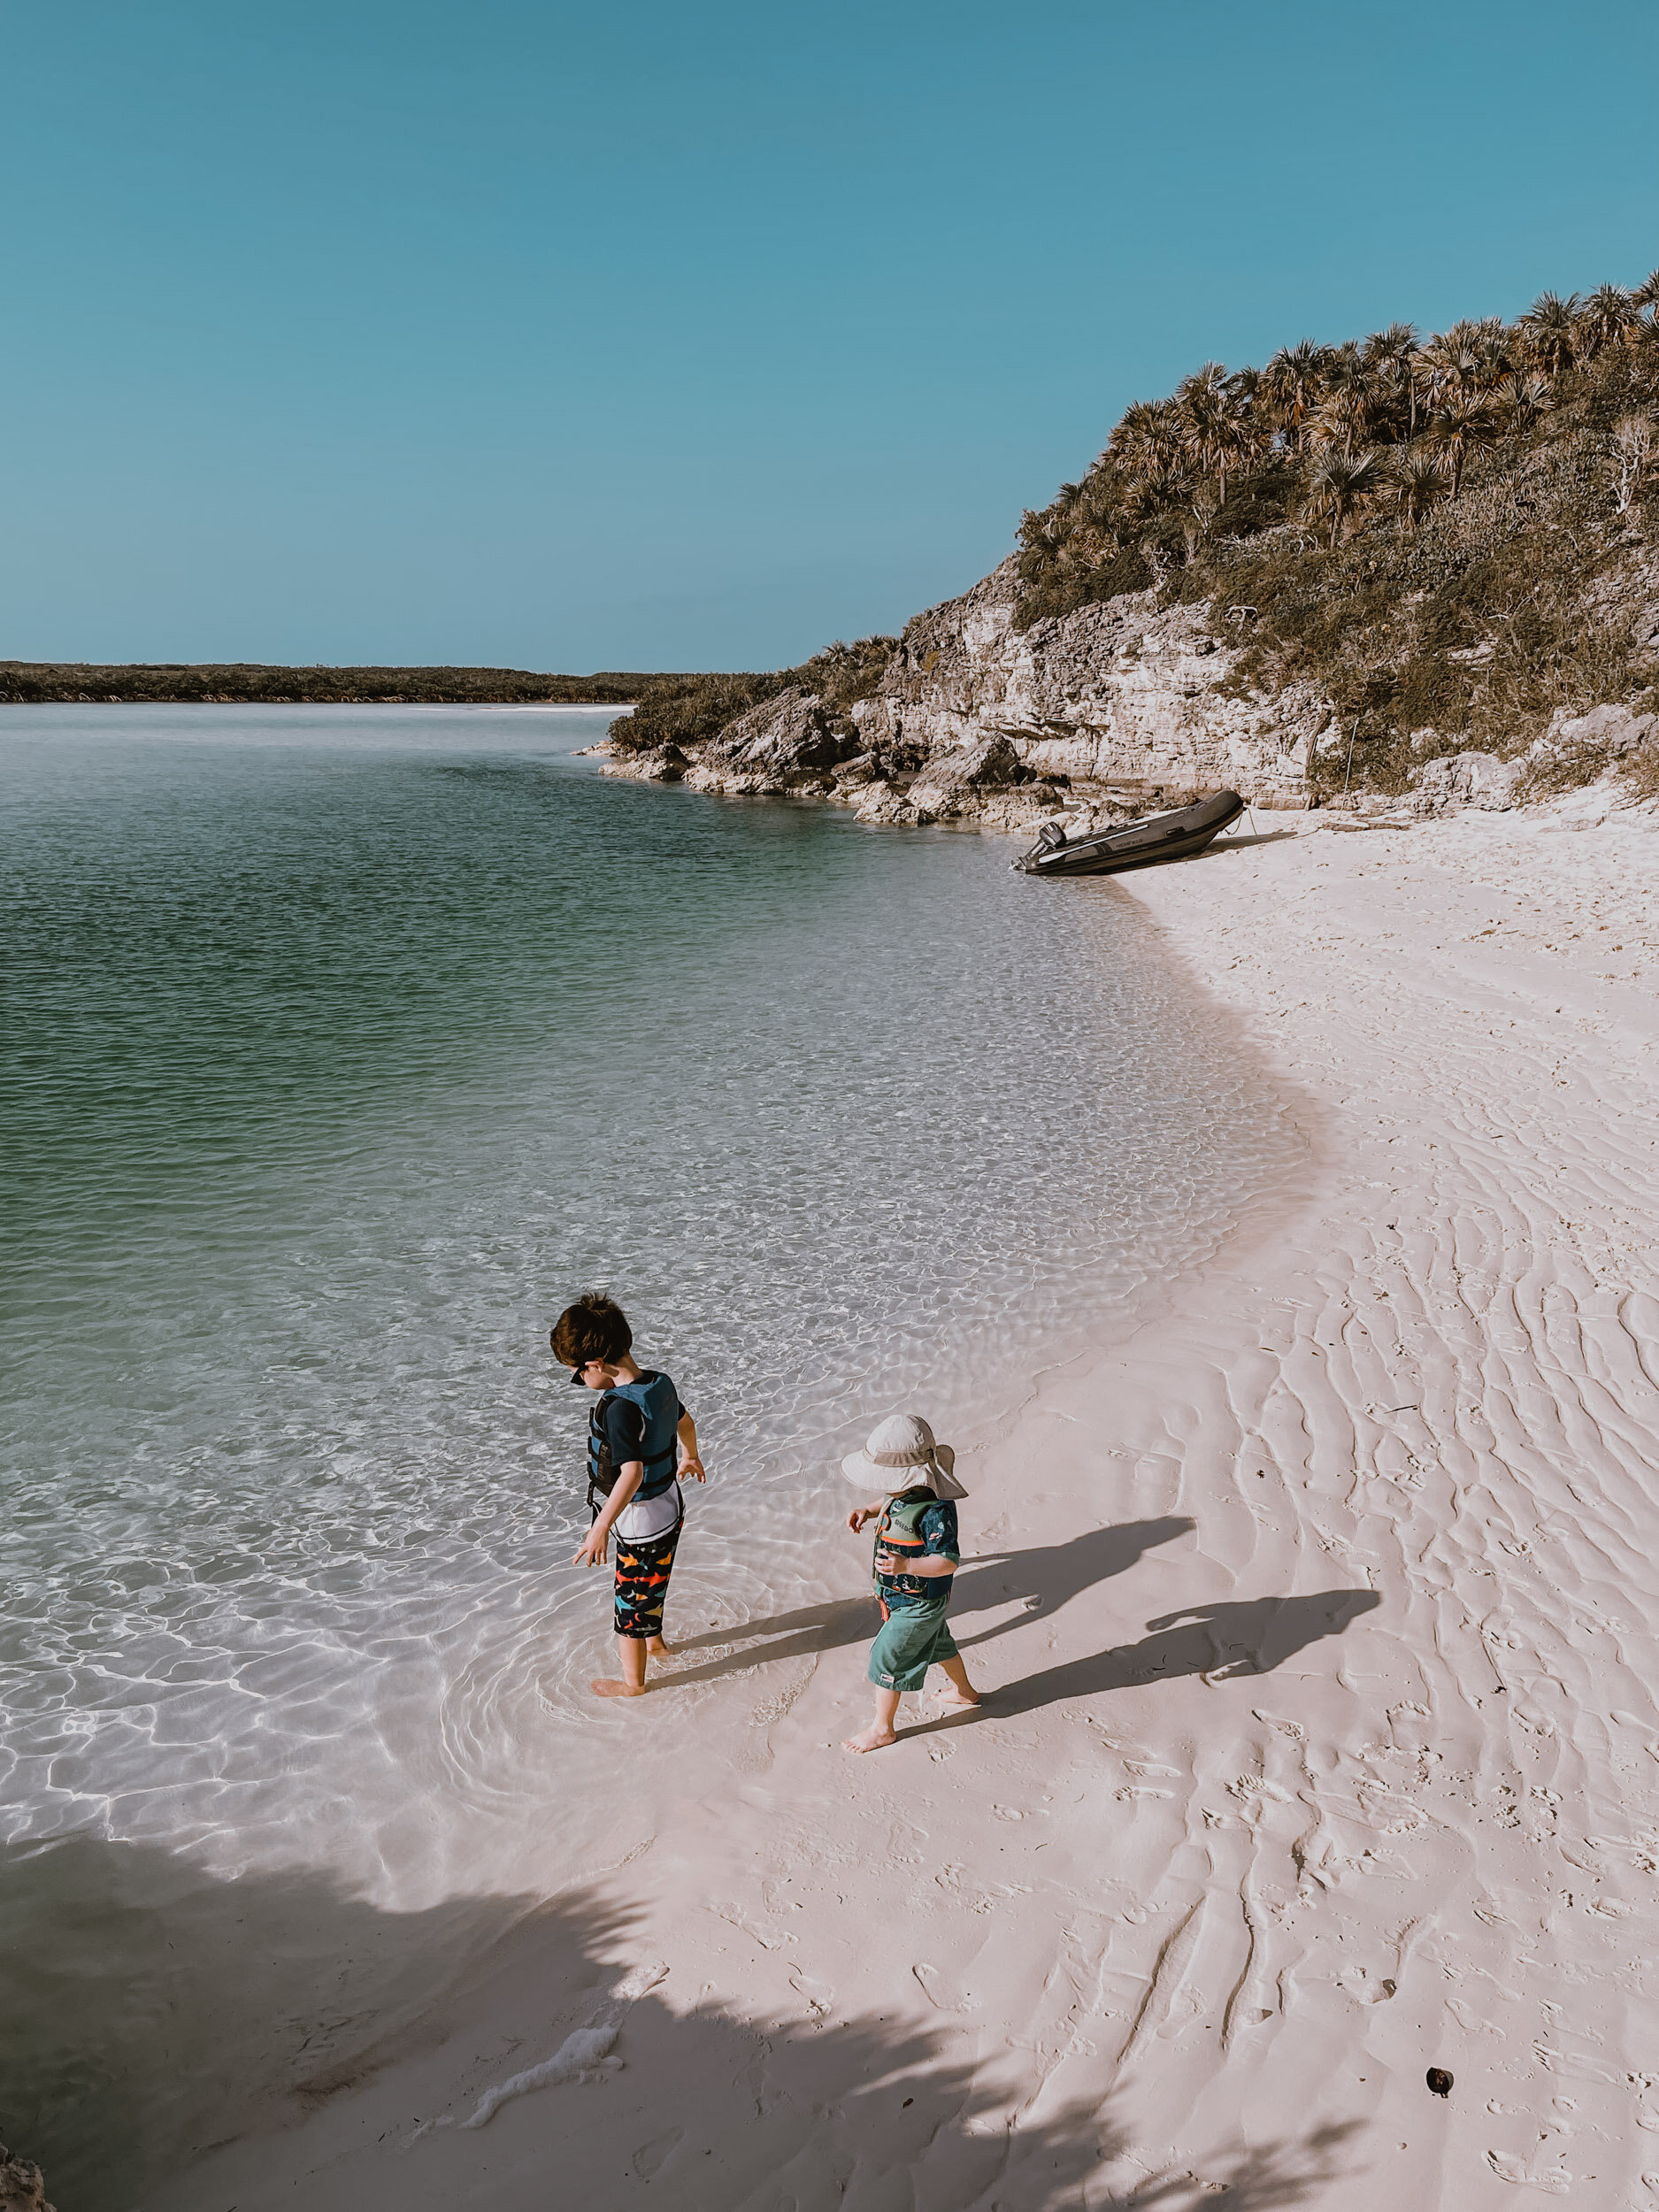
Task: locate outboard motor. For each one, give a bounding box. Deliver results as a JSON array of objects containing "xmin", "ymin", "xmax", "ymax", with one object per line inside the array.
[{"xmin": 1015, "ymin": 818, "xmax": 1068, "ymax": 872}]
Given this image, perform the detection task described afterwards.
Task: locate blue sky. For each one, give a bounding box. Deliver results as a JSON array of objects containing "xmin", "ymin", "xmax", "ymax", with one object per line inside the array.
[{"xmin": 4, "ymin": 0, "xmax": 1656, "ymax": 671}]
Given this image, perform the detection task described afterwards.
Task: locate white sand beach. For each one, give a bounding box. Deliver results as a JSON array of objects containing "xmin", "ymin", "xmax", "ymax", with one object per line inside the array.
[{"xmin": 171, "ymin": 796, "xmax": 1659, "ymax": 2212}]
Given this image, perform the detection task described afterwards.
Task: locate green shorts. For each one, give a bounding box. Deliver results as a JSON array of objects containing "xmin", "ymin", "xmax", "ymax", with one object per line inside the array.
[{"xmin": 868, "ymin": 1602, "xmax": 959, "ymax": 1694}]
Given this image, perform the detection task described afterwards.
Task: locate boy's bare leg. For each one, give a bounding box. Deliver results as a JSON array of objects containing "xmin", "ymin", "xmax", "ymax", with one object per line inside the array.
[
  {"xmin": 844, "ymin": 1686, "xmax": 902, "ymax": 1753},
  {"xmin": 591, "ymin": 1636, "xmax": 649, "ymax": 1699},
  {"xmin": 933, "ymin": 1655, "xmax": 980, "ymax": 1709}
]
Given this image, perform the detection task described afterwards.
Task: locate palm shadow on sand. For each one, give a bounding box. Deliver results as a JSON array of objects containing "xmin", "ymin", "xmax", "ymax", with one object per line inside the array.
[
  {"xmin": 657, "ymin": 1517, "xmax": 1196, "ymax": 1691},
  {"xmin": 2, "ymin": 1832, "xmax": 1362, "ymax": 2212}
]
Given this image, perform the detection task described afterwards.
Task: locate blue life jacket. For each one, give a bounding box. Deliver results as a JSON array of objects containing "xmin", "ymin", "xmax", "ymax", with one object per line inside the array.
[{"xmin": 587, "ymin": 1371, "xmax": 680, "ymax": 1517}]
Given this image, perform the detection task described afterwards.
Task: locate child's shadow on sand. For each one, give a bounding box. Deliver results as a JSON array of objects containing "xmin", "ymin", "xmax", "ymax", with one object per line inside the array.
[
  {"xmin": 660, "ymin": 1518, "xmax": 1194, "ymax": 1690},
  {"xmin": 956, "ymin": 1588, "xmax": 1383, "ymax": 1728},
  {"xmin": 662, "ymin": 1518, "xmax": 1379, "ymax": 1725}
]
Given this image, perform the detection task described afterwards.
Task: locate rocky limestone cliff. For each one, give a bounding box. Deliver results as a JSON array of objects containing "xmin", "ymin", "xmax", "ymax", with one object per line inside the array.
[
  {"xmin": 850, "ymin": 557, "xmax": 1324, "ymax": 805},
  {"xmin": 608, "ymin": 558, "xmax": 1328, "ymax": 829},
  {"xmin": 0, "ymin": 2132, "xmax": 54, "ymax": 2212}
]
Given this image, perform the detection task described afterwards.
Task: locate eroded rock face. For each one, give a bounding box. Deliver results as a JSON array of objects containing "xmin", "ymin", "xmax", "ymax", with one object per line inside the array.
[
  {"xmin": 687, "ymin": 686, "xmax": 855, "ymax": 795},
  {"xmin": 1545, "ymin": 702, "xmax": 1657, "ymax": 757},
  {"xmin": 1407, "ymin": 706, "xmax": 1656, "ymax": 816},
  {"xmin": 605, "ymin": 564, "xmax": 1326, "ymax": 820},
  {"xmin": 0, "ymin": 2135, "xmax": 55, "ymax": 2212},
  {"xmin": 849, "ymin": 559, "xmax": 1325, "ymax": 806},
  {"xmin": 633, "ymin": 746, "xmax": 688, "ymax": 783},
  {"xmin": 1410, "ymin": 752, "xmax": 1526, "ymax": 816},
  {"xmin": 906, "ymin": 732, "xmax": 1025, "ymax": 812}
]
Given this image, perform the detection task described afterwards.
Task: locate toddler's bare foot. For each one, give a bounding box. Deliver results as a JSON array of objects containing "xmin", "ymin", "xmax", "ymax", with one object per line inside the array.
[
  {"xmin": 646, "ymin": 1637, "xmax": 675, "ymax": 1656},
  {"xmin": 843, "ymin": 1724, "xmax": 899, "ymax": 1753},
  {"xmin": 590, "ymin": 1677, "xmax": 647, "ymax": 1698},
  {"xmin": 934, "ymin": 1688, "xmax": 980, "ymax": 1711}
]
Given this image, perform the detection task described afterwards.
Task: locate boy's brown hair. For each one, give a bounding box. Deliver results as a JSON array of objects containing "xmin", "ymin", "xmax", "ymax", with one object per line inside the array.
[{"xmin": 550, "ymin": 1290, "xmax": 633, "ymax": 1371}]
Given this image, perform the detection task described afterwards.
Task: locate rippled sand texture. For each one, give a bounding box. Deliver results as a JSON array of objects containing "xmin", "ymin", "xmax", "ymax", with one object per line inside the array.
[{"xmin": 163, "ymin": 799, "xmax": 1659, "ymax": 2212}]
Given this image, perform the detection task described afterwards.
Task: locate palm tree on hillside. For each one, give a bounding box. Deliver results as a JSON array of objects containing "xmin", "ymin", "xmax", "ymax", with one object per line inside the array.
[
  {"xmin": 1578, "ymin": 282, "xmax": 1637, "ymax": 357},
  {"xmin": 1518, "ymin": 291, "xmax": 1580, "ymax": 377},
  {"xmin": 1317, "ymin": 342, "xmax": 1383, "ymax": 457},
  {"xmin": 1417, "ymin": 322, "xmax": 1503, "ymax": 409},
  {"xmin": 1119, "ymin": 458, "xmax": 1193, "ymax": 537},
  {"xmin": 1473, "ymin": 319, "xmax": 1515, "ymax": 387},
  {"xmin": 1303, "ymin": 449, "xmax": 1380, "ymax": 548},
  {"xmin": 1425, "ymin": 393, "xmax": 1498, "ymax": 494},
  {"xmin": 1021, "ymin": 262, "xmax": 1655, "ymax": 622},
  {"xmin": 1493, "ymin": 372, "xmax": 1553, "ymax": 434},
  {"xmin": 1225, "ymin": 362, "xmax": 1267, "ymax": 462},
  {"xmin": 1388, "ymin": 444, "xmax": 1447, "ymax": 527},
  {"xmin": 1362, "ymin": 323, "xmax": 1421, "ymax": 438},
  {"xmin": 1172, "ymin": 360, "xmax": 1229, "ymax": 471},
  {"xmin": 1108, "ymin": 398, "xmax": 1183, "ymax": 480},
  {"xmin": 1260, "ymin": 340, "xmax": 1330, "ymax": 450},
  {"xmin": 1172, "ymin": 362, "xmax": 1263, "ymax": 500}
]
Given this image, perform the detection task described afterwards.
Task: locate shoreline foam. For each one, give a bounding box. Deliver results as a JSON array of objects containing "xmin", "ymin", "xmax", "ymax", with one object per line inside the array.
[{"xmin": 163, "ymin": 799, "xmax": 1659, "ymax": 2208}]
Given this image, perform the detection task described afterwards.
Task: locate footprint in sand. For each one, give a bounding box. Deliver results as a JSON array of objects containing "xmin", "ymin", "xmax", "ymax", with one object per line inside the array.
[
  {"xmin": 1486, "ymin": 2149, "xmax": 1571, "ymax": 2193},
  {"xmin": 1251, "ymin": 1709, "xmax": 1306, "ymax": 1740},
  {"xmin": 913, "ymin": 1961, "xmax": 974, "ymax": 2011},
  {"xmin": 1337, "ymin": 1967, "xmax": 1396, "ymax": 2004},
  {"xmin": 631, "ymin": 2131, "xmax": 684, "ymax": 2179},
  {"xmin": 787, "ymin": 1966, "xmax": 833, "ymax": 2022}
]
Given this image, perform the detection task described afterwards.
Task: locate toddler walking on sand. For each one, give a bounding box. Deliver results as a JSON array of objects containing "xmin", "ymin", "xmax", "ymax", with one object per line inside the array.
[{"xmin": 841, "ymin": 1413, "xmax": 979, "ymax": 1753}]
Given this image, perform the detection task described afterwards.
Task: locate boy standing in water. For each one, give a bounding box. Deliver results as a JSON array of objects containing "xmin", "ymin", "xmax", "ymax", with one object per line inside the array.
[
  {"xmin": 841, "ymin": 1412, "xmax": 979, "ymax": 1752},
  {"xmin": 552, "ymin": 1291, "xmax": 704, "ymax": 1699}
]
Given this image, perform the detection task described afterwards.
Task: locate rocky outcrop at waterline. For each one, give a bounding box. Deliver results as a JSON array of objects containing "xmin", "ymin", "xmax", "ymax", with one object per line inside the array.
[
  {"xmin": 604, "ymin": 558, "xmax": 1325, "ymax": 831},
  {"xmin": 605, "ymin": 534, "xmax": 1659, "ymax": 830}
]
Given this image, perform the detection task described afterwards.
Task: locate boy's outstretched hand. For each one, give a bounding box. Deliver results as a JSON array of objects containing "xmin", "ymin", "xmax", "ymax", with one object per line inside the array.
[
  {"xmin": 573, "ymin": 1524, "xmax": 610, "ymax": 1568},
  {"xmin": 679, "ymin": 1455, "xmax": 707, "ymax": 1484},
  {"xmin": 847, "ymin": 1503, "xmax": 879, "ymax": 1532}
]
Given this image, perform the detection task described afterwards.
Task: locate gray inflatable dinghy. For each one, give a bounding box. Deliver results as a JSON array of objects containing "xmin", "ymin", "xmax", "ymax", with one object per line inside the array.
[{"xmin": 1016, "ymin": 788, "xmax": 1245, "ymax": 877}]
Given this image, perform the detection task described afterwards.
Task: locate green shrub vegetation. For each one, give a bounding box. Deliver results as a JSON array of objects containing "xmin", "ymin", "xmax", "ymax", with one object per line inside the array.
[
  {"xmin": 609, "ymin": 636, "xmax": 896, "ymax": 757},
  {"xmin": 1016, "ymin": 273, "xmax": 1659, "ymax": 794},
  {"xmin": 0, "ymin": 664, "xmax": 660, "ymax": 706}
]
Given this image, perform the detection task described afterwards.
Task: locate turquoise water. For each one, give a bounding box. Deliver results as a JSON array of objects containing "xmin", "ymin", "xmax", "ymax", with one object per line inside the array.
[{"xmin": 2, "ymin": 705, "xmax": 1299, "ymax": 1908}]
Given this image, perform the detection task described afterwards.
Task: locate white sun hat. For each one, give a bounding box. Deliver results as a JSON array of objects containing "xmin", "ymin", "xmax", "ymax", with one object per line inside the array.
[{"xmin": 841, "ymin": 1412, "xmax": 968, "ymax": 1499}]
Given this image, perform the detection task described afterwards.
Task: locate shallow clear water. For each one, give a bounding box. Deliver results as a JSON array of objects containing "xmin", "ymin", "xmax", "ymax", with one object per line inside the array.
[{"xmin": 2, "ymin": 704, "xmax": 1300, "ymax": 1905}]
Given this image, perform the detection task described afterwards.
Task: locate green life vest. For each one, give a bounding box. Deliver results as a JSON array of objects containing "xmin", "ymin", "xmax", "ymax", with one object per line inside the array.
[{"xmin": 872, "ymin": 1487, "xmax": 940, "ymax": 1590}]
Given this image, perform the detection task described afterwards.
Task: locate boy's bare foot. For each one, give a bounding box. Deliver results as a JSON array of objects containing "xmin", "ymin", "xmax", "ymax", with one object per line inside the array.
[
  {"xmin": 590, "ymin": 1677, "xmax": 647, "ymax": 1698},
  {"xmin": 646, "ymin": 1637, "xmax": 675, "ymax": 1657},
  {"xmin": 843, "ymin": 1725, "xmax": 899, "ymax": 1753},
  {"xmin": 933, "ymin": 1689, "xmax": 980, "ymax": 1711}
]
